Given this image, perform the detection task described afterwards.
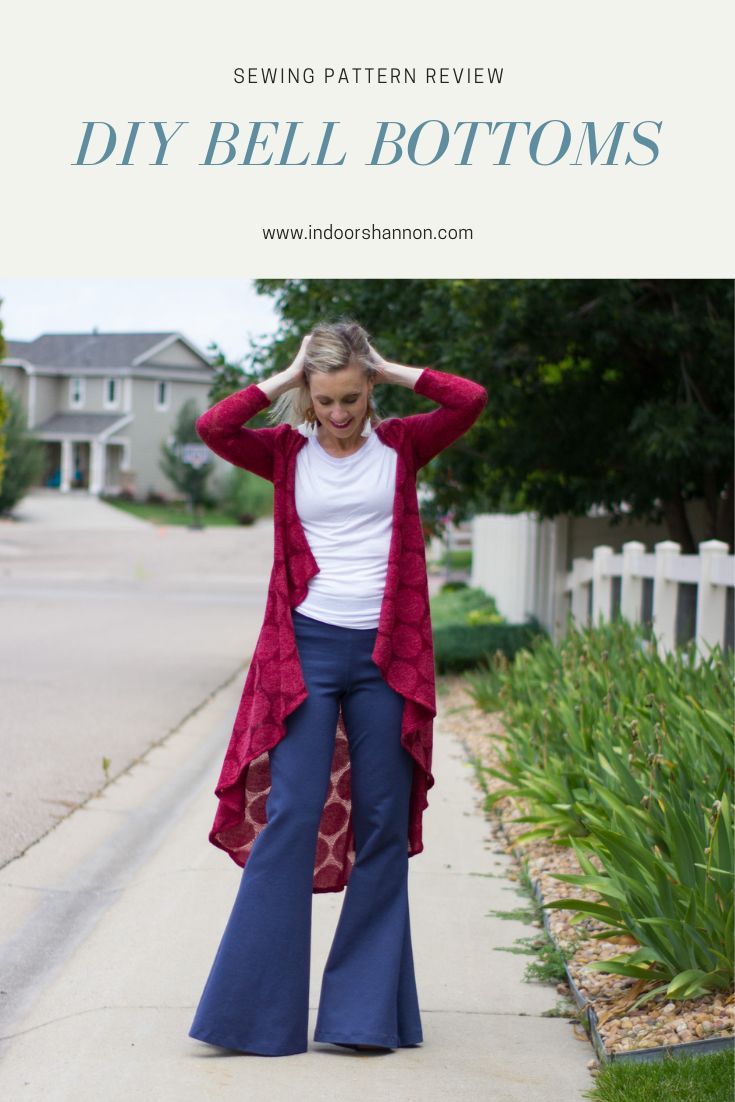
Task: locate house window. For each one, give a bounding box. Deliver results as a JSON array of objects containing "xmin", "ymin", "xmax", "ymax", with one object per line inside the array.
[
  {"xmin": 105, "ymin": 378, "xmax": 119, "ymax": 407},
  {"xmin": 70, "ymin": 377, "xmax": 85, "ymax": 408},
  {"xmin": 155, "ymin": 381, "xmax": 170, "ymax": 410}
]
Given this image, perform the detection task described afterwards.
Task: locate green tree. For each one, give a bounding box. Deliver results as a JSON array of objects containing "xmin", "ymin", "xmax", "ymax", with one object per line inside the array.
[
  {"xmin": 200, "ymin": 340, "xmax": 281, "ymax": 432},
  {"xmin": 193, "ymin": 343, "xmax": 275, "ymax": 522},
  {"xmin": 0, "ymin": 388, "xmax": 45, "ymax": 515},
  {"xmin": 0, "ymin": 386, "xmax": 8, "ymax": 493},
  {"xmin": 250, "ymin": 279, "xmax": 734, "ymax": 550},
  {"xmin": 204, "ymin": 340, "xmax": 264, "ymax": 404},
  {"xmin": 159, "ymin": 398, "xmax": 213, "ymax": 527},
  {"xmin": 0, "ymin": 304, "xmax": 7, "ymax": 492}
]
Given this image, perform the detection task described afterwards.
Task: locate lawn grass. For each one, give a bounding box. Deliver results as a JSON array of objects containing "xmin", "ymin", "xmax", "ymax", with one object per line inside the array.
[
  {"xmin": 437, "ymin": 548, "xmax": 473, "ymax": 569},
  {"xmin": 585, "ymin": 1048, "xmax": 733, "ymax": 1102},
  {"xmin": 101, "ymin": 497, "xmax": 264, "ymax": 527}
]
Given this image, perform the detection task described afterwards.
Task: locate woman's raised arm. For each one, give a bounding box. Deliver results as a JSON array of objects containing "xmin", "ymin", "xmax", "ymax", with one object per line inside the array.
[
  {"xmin": 195, "ymin": 335, "xmax": 311, "ymax": 481},
  {"xmin": 369, "ymin": 348, "xmax": 488, "ymax": 470},
  {"xmin": 195, "ymin": 384, "xmax": 280, "ymax": 481}
]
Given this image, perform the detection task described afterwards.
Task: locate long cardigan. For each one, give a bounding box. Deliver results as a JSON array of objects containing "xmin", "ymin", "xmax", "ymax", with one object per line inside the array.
[{"xmin": 195, "ymin": 366, "xmax": 488, "ymax": 892}]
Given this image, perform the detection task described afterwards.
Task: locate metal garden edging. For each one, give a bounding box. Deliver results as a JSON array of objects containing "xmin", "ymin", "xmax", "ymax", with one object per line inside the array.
[{"xmin": 517, "ymin": 844, "xmax": 735, "ymax": 1065}]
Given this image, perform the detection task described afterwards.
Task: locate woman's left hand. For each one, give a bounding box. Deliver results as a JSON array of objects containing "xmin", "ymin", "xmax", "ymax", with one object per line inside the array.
[
  {"xmin": 367, "ymin": 344, "xmax": 423, "ymax": 390},
  {"xmin": 367, "ymin": 343, "xmax": 391, "ymax": 380}
]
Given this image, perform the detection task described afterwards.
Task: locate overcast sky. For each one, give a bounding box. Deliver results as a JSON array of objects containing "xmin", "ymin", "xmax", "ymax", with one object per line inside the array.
[{"xmin": 0, "ymin": 279, "xmax": 281, "ymax": 365}]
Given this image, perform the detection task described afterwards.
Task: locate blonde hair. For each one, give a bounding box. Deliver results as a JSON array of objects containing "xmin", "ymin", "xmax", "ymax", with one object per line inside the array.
[{"xmin": 264, "ymin": 318, "xmax": 382, "ymax": 427}]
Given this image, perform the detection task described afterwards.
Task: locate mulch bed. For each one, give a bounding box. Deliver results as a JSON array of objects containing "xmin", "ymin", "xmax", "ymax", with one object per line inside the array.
[{"xmin": 436, "ymin": 673, "xmax": 735, "ymax": 1057}]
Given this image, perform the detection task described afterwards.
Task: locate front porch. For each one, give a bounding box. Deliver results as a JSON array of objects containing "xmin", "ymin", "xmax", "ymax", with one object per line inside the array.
[{"xmin": 33, "ymin": 412, "xmax": 134, "ymax": 495}]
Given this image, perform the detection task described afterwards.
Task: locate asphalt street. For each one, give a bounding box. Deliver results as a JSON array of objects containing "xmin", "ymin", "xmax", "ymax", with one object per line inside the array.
[{"xmin": 0, "ymin": 489, "xmax": 272, "ymax": 866}]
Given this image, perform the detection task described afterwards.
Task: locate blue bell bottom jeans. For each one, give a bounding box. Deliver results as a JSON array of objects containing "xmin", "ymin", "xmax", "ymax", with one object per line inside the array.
[{"xmin": 188, "ymin": 609, "xmax": 423, "ymax": 1056}]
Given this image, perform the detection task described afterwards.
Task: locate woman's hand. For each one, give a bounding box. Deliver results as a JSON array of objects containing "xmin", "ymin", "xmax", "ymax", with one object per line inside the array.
[
  {"xmin": 367, "ymin": 343, "xmax": 424, "ymax": 390},
  {"xmin": 367, "ymin": 342, "xmax": 390, "ymax": 379},
  {"xmin": 283, "ymin": 332, "xmax": 313, "ymax": 387},
  {"xmin": 256, "ymin": 333, "xmax": 313, "ymax": 402}
]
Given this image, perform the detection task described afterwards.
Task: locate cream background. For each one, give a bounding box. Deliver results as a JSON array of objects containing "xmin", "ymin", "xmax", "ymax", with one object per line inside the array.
[{"xmin": 2, "ymin": 0, "xmax": 733, "ymax": 276}]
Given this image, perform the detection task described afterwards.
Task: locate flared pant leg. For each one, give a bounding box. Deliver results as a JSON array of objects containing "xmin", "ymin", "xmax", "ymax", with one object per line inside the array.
[
  {"xmin": 188, "ymin": 611, "xmax": 422, "ymax": 1056},
  {"xmin": 313, "ymin": 625, "xmax": 422, "ymax": 1049},
  {"xmin": 188, "ymin": 617, "xmax": 341, "ymax": 1055}
]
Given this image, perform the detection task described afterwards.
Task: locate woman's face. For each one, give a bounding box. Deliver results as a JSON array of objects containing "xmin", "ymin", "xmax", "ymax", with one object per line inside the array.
[{"xmin": 309, "ymin": 363, "xmax": 373, "ymax": 449}]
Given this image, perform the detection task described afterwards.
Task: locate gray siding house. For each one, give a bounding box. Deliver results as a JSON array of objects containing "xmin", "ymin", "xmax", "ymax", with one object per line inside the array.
[{"xmin": 0, "ymin": 331, "xmax": 218, "ymax": 499}]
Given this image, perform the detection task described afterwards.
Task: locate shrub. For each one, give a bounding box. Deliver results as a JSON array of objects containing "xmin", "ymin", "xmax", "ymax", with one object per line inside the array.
[
  {"xmin": 430, "ymin": 584, "xmax": 502, "ymax": 628},
  {"xmin": 432, "ymin": 619, "xmax": 546, "ymax": 673},
  {"xmin": 439, "ymin": 580, "xmax": 469, "ymax": 593},
  {"xmin": 217, "ymin": 466, "xmax": 273, "ymax": 522},
  {"xmin": 0, "ymin": 388, "xmax": 44, "ymax": 514}
]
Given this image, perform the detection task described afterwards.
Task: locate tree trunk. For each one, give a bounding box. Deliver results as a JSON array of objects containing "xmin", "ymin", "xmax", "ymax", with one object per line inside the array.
[
  {"xmin": 715, "ymin": 475, "xmax": 734, "ymax": 551},
  {"xmin": 661, "ymin": 489, "xmax": 696, "ymax": 553}
]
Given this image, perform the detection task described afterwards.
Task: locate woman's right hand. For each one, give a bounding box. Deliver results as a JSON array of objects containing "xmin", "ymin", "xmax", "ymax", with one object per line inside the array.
[
  {"xmin": 283, "ymin": 332, "xmax": 313, "ymax": 388},
  {"xmin": 256, "ymin": 333, "xmax": 313, "ymax": 402}
]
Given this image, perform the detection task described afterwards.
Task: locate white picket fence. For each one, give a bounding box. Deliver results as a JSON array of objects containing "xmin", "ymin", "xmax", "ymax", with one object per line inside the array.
[{"xmin": 565, "ymin": 538, "xmax": 734, "ymax": 660}]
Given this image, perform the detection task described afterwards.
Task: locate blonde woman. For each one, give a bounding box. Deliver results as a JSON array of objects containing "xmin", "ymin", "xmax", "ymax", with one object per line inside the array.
[{"xmin": 189, "ymin": 319, "xmax": 487, "ymax": 1056}]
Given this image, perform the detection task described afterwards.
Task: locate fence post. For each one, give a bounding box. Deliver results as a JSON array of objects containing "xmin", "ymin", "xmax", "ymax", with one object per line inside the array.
[
  {"xmin": 695, "ymin": 539, "xmax": 731, "ymax": 660},
  {"xmin": 569, "ymin": 557, "xmax": 588, "ymax": 626},
  {"xmin": 592, "ymin": 545, "xmax": 614, "ymax": 626},
  {"xmin": 652, "ymin": 540, "xmax": 681, "ymax": 654},
  {"xmin": 620, "ymin": 540, "xmax": 646, "ymax": 625}
]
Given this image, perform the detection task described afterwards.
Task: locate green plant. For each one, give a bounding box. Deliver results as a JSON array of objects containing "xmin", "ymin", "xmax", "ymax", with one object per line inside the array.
[
  {"xmin": 487, "ymin": 863, "xmax": 572, "ymax": 987},
  {"xmin": 466, "ymin": 615, "xmax": 734, "ymax": 1006},
  {"xmin": 466, "ymin": 607, "xmax": 504, "ymax": 625},
  {"xmin": 430, "ymin": 584, "xmax": 545, "ymax": 673},
  {"xmin": 432, "ymin": 620, "xmax": 545, "ymax": 674},
  {"xmin": 429, "ymin": 584, "xmax": 502, "ymax": 628},
  {"xmin": 218, "ymin": 465, "xmax": 274, "ymax": 521},
  {"xmin": 0, "ymin": 384, "xmax": 8, "ymax": 492},
  {"xmin": 543, "ymin": 791, "xmax": 734, "ymax": 1007},
  {"xmin": 159, "ymin": 399, "xmax": 214, "ymax": 523},
  {"xmin": 0, "ymin": 388, "xmax": 45, "ymax": 514},
  {"xmin": 437, "ymin": 548, "xmax": 473, "ymax": 569}
]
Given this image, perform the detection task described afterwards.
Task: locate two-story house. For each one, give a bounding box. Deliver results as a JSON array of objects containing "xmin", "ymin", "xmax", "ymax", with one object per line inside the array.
[{"xmin": 0, "ymin": 330, "xmax": 217, "ymax": 499}]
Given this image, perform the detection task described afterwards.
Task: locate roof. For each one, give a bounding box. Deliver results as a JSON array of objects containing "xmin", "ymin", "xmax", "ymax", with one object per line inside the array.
[
  {"xmin": 33, "ymin": 411, "xmax": 132, "ymax": 437},
  {"xmin": 2, "ymin": 331, "xmax": 213, "ymax": 370}
]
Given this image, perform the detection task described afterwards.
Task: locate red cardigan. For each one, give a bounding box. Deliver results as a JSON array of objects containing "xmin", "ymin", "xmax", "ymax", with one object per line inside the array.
[{"xmin": 195, "ymin": 366, "xmax": 488, "ymax": 892}]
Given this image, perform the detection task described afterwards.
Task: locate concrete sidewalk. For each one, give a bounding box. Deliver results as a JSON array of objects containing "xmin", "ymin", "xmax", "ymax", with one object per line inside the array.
[{"xmin": 0, "ymin": 671, "xmax": 592, "ymax": 1101}]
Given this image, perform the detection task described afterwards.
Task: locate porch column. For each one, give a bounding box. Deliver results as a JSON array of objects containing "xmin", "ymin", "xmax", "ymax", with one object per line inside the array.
[
  {"xmin": 89, "ymin": 439, "xmax": 106, "ymax": 495},
  {"xmin": 60, "ymin": 438, "xmax": 73, "ymax": 493}
]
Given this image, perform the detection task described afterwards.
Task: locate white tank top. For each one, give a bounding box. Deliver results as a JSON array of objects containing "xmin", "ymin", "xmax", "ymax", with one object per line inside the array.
[{"xmin": 293, "ymin": 429, "xmax": 397, "ymax": 629}]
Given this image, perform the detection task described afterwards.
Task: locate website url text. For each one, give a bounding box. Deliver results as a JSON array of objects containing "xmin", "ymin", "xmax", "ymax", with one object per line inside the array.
[{"xmin": 261, "ymin": 223, "xmax": 473, "ymax": 242}]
